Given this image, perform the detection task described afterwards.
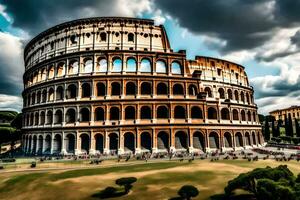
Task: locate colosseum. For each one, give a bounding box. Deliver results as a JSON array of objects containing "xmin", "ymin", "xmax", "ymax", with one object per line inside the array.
[{"xmin": 21, "ymin": 17, "xmax": 263, "ymax": 156}]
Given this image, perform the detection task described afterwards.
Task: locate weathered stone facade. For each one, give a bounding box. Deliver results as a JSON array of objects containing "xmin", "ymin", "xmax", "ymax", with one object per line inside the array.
[{"xmin": 21, "ymin": 17, "xmax": 263, "ymax": 155}]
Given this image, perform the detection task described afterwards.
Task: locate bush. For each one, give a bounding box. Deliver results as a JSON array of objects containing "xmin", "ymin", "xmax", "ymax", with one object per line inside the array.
[
  {"xmin": 115, "ymin": 177, "xmax": 137, "ymax": 193},
  {"xmin": 30, "ymin": 162, "xmax": 36, "ymax": 168},
  {"xmin": 178, "ymin": 185, "xmax": 199, "ymax": 200}
]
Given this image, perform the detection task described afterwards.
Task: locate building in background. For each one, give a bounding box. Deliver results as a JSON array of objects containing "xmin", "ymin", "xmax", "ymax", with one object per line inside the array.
[
  {"xmin": 270, "ymin": 106, "xmax": 300, "ymax": 121},
  {"xmin": 21, "ymin": 17, "xmax": 263, "ymax": 155}
]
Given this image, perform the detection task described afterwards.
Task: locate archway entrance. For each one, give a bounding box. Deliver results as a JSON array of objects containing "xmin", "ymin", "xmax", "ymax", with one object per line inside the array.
[
  {"xmin": 157, "ymin": 131, "xmax": 169, "ymax": 151},
  {"xmin": 141, "ymin": 132, "xmax": 151, "ymax": 152}
]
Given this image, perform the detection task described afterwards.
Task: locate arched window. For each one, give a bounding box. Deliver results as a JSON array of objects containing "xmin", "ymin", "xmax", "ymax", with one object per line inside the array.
[
  {"xmin": 30, "ymin": 113, "xmax": 34, "ymax": 126},
  {"xmin": 232, "ymin": 109, "xmax": 239, "ymax": 120},
  {"xmin": 48, "ymin": 88, "xmax": 54, "ymax": 101},
  {"xmin": 188, "ymin": 85, "xmax": 198, "ymax": 96},
  {"xmin": 157, "ymin": 106, "xmax": 169, "ymax": 119},
  {"xmin": 97, "ymin": 58, "xmax": 107, "ymax": 72},
  {"xmin": 228, "ymin": 89, "xmax": 233, "ymax": 100},
  {"xmin": 174, "ymin": 106, "xmax": 186, "ymax": 119},
  {"xmin": 156, "ymin": 60, "xmax": 167, "ymax": 73},
  {"xmin": 171, "ymin": 61, "xmax": 182, "ymax": 74},
  {"xmin": 141, "ymin": 82, "xmax": 152, "ymax": 95},
  {"xmin": 70, "ymin": 33, "xmax": 77, "ymax": 44},
  {"xmin": 96, "ymin": 82, "xmax": 106, "ymax": 96},
  {"xmin": 48, "ymin": 66, "xmax": 55, "ymax": 79},
  {"xmin": 46, "ymin": 110, "xmax": 53, "ymax": 124},
  {"xmin": 247, "ymin": 111, "xmax": 252, "ymax": 121},
  {"xmin": 95, "ymin": 107, "xmax": 105, "ymax": 121},
  {"xmin": 110, "ymin": 107, "xmax": 119, "ymax": 120},
  {"xmin": 66, "ymin": 108, "xmax": 76, "ymax": 123},
  {"xmin": 191, "ymin": 107, "xmax": 203, "ymax": 119},
  {"xmin": 241, "ymin": 91, "xmax": 245, "ymax": 102},
  {"xmin": 140, "ymin": 58, "xmax": 151, "ymax": 72},
  {"xmin": 100, "ymin": 32, "xmax": 107, "ymax": 41},
  {"xmin": 126, "ymin": 58, "xmax": 137, "ymax": 72},
  {"xmin": 54, "ymin": 110, "xmax": 63, "ymax": 124},
  {"xmin": 40, "ymin": 111, "xmax": 45, "ymax": 125},
  {"xmin": 56, "ymin": 86, "xmax": 64, "ymax": 100},
  {"xmin": 56, "ymin": 62, "xmax": 65, "ymax": 77},
  {"xmin": 234, "ymin": 90, "xmax": 239, "ymax": 101},
  {"xmin": 42, "ymin": 90, "xmax": 47, "ymax": 103},
  {"xmin": 126, "ymin": 82, "xmax": 136, "ymax": 95},
  {"xmin": 173, "ymin": 84, "xmax": 184, "ymax": 95},
  {"xmin": 34, "ymin": 112, "xmax": 39, "ymax": 125},
  {"xmin": 157, "ymin": 82, "xmax": 168, "ymax": 95},
  {"xmin": 31, "ymin": 92, "xmax": 36, "ymax": 105},
  {"xmin": 208, "ymin": 107, "xmax": 217, "ymax": 119},
  {"xmin": 80, "ymin": 108, "xmax": 90, "ymax": 122},
  {"xmin": 36, "ymin": 91, "xmax": 41, "ymax": 103},
  {"xmin": 221, "ymin": 108, "xmax": 230, "ymax": 120},
  {"xmin": 68, "ymin": 60, "xmax": 78, "ymax": 75},
  {"xmin": 246, "ymin": 93, "xmax": 250, "ymax": 104},
  {"xmin": 81, "ymin": 83, "xmax": 91, "ymax": 98},
  {"xmin": 128, "ymin": 33, "xmax": 134, "ymax": 42},
  {"xmin": 140, "ymin": 106, "xmax": 151, "ymax": 119},
  {"xmin": 83, "ymin": 59, "xmax": 93, "ymax": 73},
  {"xmin": 125, "ymin": 106, "xmax": 135, "ymax": 120},
  {"xmin": 112, "ymin": 58, "xmax": 122, "ymax": 72},
  {"xmin": 253, "ymin": 112, "xmax": 256, "ymax": 122},
  {"xmin": 241, "ymin": 110, "xmax": 246, "ymax": 121},
  {"xmin": 66, "ymin": 84, "xmax": 77, "ymax": 99},
  {"xmin": 205, "ymin": 87, "xmax": 212, "ymax": 97},
  {"xmin": 111, "ymin": 82, "xmax": 121, "ymax": 96},
  {"xmin": 218, "ymin": 88, "xmax": 225, "ymax": 99}
]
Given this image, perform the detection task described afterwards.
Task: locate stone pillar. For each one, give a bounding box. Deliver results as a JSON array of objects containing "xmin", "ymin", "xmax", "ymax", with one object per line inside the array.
[
  {"xmin": 61, "ymin": 132, "xmax": 67, "ymax": 155},
  {"xmin": 89, "ymin": 133, "xmax": 96, "ymax": 155}
]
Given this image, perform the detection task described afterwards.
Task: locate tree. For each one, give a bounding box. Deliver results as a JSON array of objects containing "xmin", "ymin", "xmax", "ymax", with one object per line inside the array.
[
  {"xmin": 264, "ymin": 118, "xmax": 270, "ymax": 141},
  {"xmin": 295, "ymin": 119, "xmax": 300, "ymax": 138},
  {"xmin": 271, "ymin": 119, "xmax": 277, "ymax": 137},
  {"xmin": 285, "ymin": 116, "xmax": 289, "ymax": 137},
  {"xmin": 178, "ymin": 185, "xmax": 199, "ymax": 200},
  {"xmin": 0, "ymin": 127, "xmax": 13, "ymax": 154},
  {"xmin": 115, "ymin": 177, "xmax": 137, "ymax": 194}
]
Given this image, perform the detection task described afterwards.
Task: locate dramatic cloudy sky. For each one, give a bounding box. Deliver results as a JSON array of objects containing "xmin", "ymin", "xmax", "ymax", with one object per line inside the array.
[{"xmin": 0, "ymin": 0, "xmax": 300, "ymax": 114}]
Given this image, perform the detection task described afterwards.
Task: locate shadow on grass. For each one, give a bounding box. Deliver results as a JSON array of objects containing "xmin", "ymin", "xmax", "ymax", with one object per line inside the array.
[
  {"xmin": 91, "ymin": 186, "xmax": 127, "ymax": 199},
  {"xmin": 210, "ymin": 193, "xmax": 256, "ymax": 200}
]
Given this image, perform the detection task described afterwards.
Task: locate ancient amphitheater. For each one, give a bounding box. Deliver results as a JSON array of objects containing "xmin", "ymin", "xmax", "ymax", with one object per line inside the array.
[{"xmin": 21, "ymin": 17, "xmax": 263, "ymax": 155}]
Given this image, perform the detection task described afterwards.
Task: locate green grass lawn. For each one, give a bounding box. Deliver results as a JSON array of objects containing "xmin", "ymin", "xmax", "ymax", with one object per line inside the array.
[{"xmin": 0, "ymin": 159, "xmax": 299, "ymax": 200}]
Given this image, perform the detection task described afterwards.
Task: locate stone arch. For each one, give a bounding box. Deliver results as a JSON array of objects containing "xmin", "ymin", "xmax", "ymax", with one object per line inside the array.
[
  {"xmin": 81, "ymin": 82, "xmax": 91, "ymax": 98},
  {"xmin": 252, "ymin": 132, "xmax": 256, "ymax": 145},
  {"xmin": 227, "ymin": 89, "xmax": 233, "ymax": 100},
  {"xmin": 140, "ymin": 58, "xmax": 151, "ymax": 72},
  {"xmin": 44, "ymin": 134, "xmax": 51, "ymax": 153},
  {"xmin": 140, "ymin": 132, "xmax": 152, "ymax": 152},
  {"xmin": 175, "ymin": 131, "xmax": 188, "ymax": 150},
  {"xmin": 208, "ymin": 107, "xmax": 217, "ymax": 119},
  {"xmin": 191, "ymin": 106, "xmax": 203, "ymax": 119},
  {"xmin": 65, "ymin": 108, "xmax": 76, "ymax": 123},
  {"xmin": 140, "ymin": 106, "xmax": 152, "ymax": 119},
  {"xmin": 173, "ymin": 83, "xmax": 184, "ymax": 95},
  {"xmin": 96, "ymin": 82, "xmax": 106, "ymax": 96},
  {"xmin": 110, "ymin": 107, "xmax": 120, "ymax": 120},
  {"xmin": 221, "ymin": 108, "xmax": 230, "ymax": 120},
  {"xmin": 80, "ymin": 107, "xmax": 90, "ymax": 122},
  {"xmin": 205, "ymin": 87, "xmax": 212, "ymax": 97},
  {"xmin": 68, "ymin": 60, "xmax": 79, "ymax": 75},
  {"xmin": 245, "ymin": 132, "xmax": 251, "ymax": 146},
  {"xmin": 96, "ymin": 58, "xmax": 107, "ymax": 72},
  {"xmin": 241, "ymin": 110, "xmax": 246, "ymax": 121},
  {"xmin": 32, "ymin": 135, "xmax": 37, "ymax": 153},
  {"xmin": 193, "ymin": 131, "xmax": 205, "ymax": 150},
  {"xmin": 157, "ymin": 82, "xmax": 168, "ymax": 95},
  {"xmin": 234, "ymin": 90, "xmax": 239, "ymax": 101},
  {"xmin": 53, "ymin": 134, "xmax": 62, "ymax": 153},
  {"xmin": 66, "ymin": 84, "xmax": 77, "ymax": 99},
  {"xmin": 54, "ymin": 110, "xmax": 63, "ymax": 124},
  {"xmin": 48, "ymin": 88, "xmax": 54, "ymax": 101},
  {"xmin": 209, "ymin": 132, "xmax": 219, "ymax": 149},
  {"xmin": 80, "ymin": 133, "xmax": 90, "ymax": 154},
  {"xmin": 171, "ymin": 61, "xmax": 182, "ymax": 74},
  {"xmin": 188, "ymin": 84, "xmax": 198, "ymax": 96},
  {"xmin": 141, "ymin": 82, "xmax": 152, "ymax": 95},
  {"xmin": 65, "ymin": 133, "xmax": 75, "ymax": 154},
  {"xmin": 108, "ymin": 132, "xmax": 118, "ymax": 153},
  {"xmin": 56, "ymin": 86, "xmax": 64, "ymax": 100},
  {"xmin": 232, "ymin": 109, "xmax": 239, "ymax": 120},
  {"xmin": 156, "ymin": 60, "xmax": 167, "ymax": 73},
  {"xmin": 224, "ymin": 132, "xmax": 233, "ymax": 148},
  {"xmin": 111, "ymin": 82, "xmax": 121, "ymax": 96},
  {"xmin": 124, "ymin": 132, "xmax": 135, "ymax": 153},
  {"xmin": 235, "ymin": 132, "xmax": 243, "ymax": 147},
  {"xmin": 218, "ymin": 88, "xmax": 225, "ymax": 99},
  {"xmin": 174, "ymin": 106, "xmax": 186, "ymax": 119},
  {"xmin": 126, "ymin": 57, "xmax": 137, "ymax": 72},
  {"xmin": 95, "ymin": 134, "xmax": 104, "ymax": 153},
  {"xmin": 95, "ymin": 107, "xmax": 105, "ymax": 121},
  {"xmin": 125, "ymin": 106, "xmax": 136, "ymax": 120},
  {"xmin": 38, "ymin": 135, "xmax": 43, "ymax": 153},
  {"xmin": 247, "ymin": 111, "xmax": 252, "ymax": 122},
  {"xmin": 157, "ymin": 131, "xmax": 169, "ymax": 150},
  {"xmin": 112, "ymin": 57, "xmax": 122, "ymax": 72},
  {"xmin": 126, "ymin": 82, "xmax": 136, "ymax": 95},
  {"xmin": 46, "ymin": 110, "xmax": 53, "ymax": 124},
  {"xmin": 157, "ymin": 105, "xmax": 169, "ymax": 119},
  {"xmin": 83, "ymin": 58, "xmax": 93, "ymax": 73}
]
